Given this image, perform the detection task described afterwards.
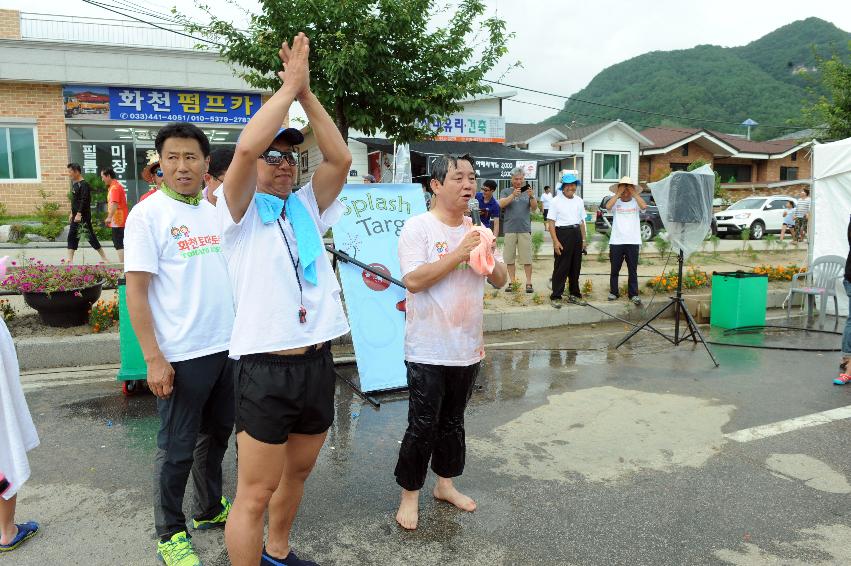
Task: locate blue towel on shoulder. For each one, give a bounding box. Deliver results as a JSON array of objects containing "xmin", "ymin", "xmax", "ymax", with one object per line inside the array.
[{"xmin": 254, "ymin": 192, "xmax": 321, "ymax": 285}]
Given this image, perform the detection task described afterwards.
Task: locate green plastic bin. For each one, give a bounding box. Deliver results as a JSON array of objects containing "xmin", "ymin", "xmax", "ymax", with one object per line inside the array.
[
  {"xmin": 116, "ymin": 279, "xmax": 147, "ymax": 382},
  {"xmin": 710, "ymin": 271, "xmax": 768, "ymax": 329}
]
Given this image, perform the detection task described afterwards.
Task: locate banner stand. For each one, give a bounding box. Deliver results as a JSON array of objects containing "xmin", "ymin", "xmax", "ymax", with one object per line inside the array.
[{"xmin": 327, "ymin": 244, "xmax": 410, "ymax": 408}]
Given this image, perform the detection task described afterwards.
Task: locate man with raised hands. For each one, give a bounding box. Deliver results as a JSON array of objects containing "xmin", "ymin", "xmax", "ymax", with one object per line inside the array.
[{"xmin": 217, "ymin": 34, "xmax": 352, "ymax": 566}]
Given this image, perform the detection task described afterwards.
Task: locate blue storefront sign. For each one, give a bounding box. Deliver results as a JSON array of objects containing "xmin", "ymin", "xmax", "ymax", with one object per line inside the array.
[{"xmin": 64, "ymin": 85, "xmax": 261, "ymax": 124}]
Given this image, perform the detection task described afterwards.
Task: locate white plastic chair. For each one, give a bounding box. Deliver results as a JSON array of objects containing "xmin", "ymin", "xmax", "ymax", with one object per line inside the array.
[{"xmin": 785, "ymin": 255, "xmax": 845, "ymax": 329}]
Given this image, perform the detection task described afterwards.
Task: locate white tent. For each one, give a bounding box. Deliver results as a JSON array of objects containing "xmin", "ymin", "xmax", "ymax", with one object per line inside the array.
[{"xmin": 810, "ymin": 136, "xmax": 851, "ymax": 316}]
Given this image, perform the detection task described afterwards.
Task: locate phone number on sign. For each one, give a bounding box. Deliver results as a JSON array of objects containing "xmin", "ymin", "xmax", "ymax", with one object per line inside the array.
[{"xmin": 119, "ymin": 113, "xmax": 250, "ymax": 124}]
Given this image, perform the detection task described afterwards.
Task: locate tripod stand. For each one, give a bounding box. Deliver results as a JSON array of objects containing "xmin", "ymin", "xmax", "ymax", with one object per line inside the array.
[{"xmin": 616, "ymin": 249, "xmax": 719, "ymax": 367}]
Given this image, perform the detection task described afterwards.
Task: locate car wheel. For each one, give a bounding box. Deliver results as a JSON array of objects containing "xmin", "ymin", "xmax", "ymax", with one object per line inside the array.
[
  {"xmin": 750, "ymin": 220, "xmax": 765, "ymax": 240},
  {"xmin": 640, "ymin": 221, "xmax": 654, "ymax": 242}
]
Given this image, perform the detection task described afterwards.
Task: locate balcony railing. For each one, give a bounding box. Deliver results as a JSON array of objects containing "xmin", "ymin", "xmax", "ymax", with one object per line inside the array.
[{"xmin": 19, "ymin": 12, "xmax": 212, "ymax": 51}]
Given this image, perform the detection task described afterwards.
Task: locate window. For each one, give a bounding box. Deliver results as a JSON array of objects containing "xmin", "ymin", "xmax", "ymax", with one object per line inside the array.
[
  {"xmin": 670, "ymin": 162, "xmax": 689, "ymax": 172},
  {"xmin": 715, "ymin": 164, "xmax": 752, "ymax": 183},
  {"xmin": 780, "ymin": 166, "xmax": 798, "ymax": 181},
  {"xmin": 0, "ymin": 126, "xmax": 39, "ymax": 181},
  {"xmin": 681, "ymin": 145, "xmax": 689, "ymax": 157},
  {"xmin": 791, "ymin": 151, "xmax": 797, "ymax": 162},
  {"xmin": 592, "ymin": 151, "xmax": 629, "ymax": 182},
  {"xmin": 300, "ymin": 149, "xmax": 309, "ymax": 173},
  {"xmin": 766, "ymin": 199, "xmax": 790, "ymax": 211}
]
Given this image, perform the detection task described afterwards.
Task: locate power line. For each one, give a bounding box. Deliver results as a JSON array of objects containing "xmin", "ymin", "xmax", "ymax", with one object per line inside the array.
[
  {"xmin": 80, "ymin": 0, "xmax": 222, "ymax": 47},
  {"xmin": 486, "ymin": 79, "xmax": 812, "ymax": 131},
  {"xmin": 504, "ymin": 98, "xmax": 811, "ymax": 150}
]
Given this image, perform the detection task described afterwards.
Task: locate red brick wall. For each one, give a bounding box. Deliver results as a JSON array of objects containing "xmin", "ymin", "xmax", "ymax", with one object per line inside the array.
[
  {"xmin": 0, "ymin": 10, "xmax": 21, "ymax": 40},
  {"xmin": 0, "ymin": 82, "xmax": 71, "ymax": 215},
  {"xmin": 639, "ymin": 142, "xmax": 715, "ymax": 182}
]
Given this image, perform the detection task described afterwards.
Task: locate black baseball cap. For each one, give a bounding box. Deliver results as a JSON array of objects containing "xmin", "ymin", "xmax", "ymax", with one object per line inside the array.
[{"xmin": 273, "ymin": 127, "xmax": 304, "ymax": 145}]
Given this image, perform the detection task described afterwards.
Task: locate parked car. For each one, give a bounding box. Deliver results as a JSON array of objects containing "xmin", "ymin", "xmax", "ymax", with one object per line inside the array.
[
  {"xmin": 713, "ymin": 195, "xmax": 798, "ymax": 240},
  {"xmin": 595, "ymin": 193, "xmax": 663, "ymax": 242}
]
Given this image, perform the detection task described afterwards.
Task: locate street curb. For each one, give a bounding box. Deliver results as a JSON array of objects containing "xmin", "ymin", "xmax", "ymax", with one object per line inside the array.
[{"xmin": 14, "ymin": 289, "xmax": 792, "ymax": 371}]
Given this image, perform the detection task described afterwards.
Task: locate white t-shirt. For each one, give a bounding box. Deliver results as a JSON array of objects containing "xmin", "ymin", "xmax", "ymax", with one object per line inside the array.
[
  {"xmin": 546, "ymin": 193, "xmax": 586, "ymax": 226},
  {"xmin": 124, "ymin": 191, "xmax": 234, "ymax": 362},
  {"xmin": 540, "ymin": 191, "xmax": 554, "ymax": 209},
  {"xmin": 398, "ymin": 213, "xmax": 486, "ymax": 366},
  {"xmin": 609, "ymin": 197, "xmax": 642, "ymax": 245},
  {"xmin": 217, "ymin": 182, "xmax": 350, "ymax": 356}
]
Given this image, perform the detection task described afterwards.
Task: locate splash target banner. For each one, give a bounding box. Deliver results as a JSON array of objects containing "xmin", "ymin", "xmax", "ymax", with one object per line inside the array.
[{"xmin": 332, "ymin": 183, "xmax": 427, "ymax": 392}]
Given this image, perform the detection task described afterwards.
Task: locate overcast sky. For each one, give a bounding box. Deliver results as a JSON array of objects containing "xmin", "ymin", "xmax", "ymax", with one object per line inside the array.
[{"xmin": 7, "ymin": 0, "xmax": 851, "ymax": 124}]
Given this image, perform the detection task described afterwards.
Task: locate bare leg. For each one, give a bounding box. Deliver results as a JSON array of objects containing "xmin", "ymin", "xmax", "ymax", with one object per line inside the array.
[
  {"xmin": 0, "ymin": 496, "xmax": 17, "ymax": 545},
  {"xmin": 117, "ymin": 249, "xmax": 125, "ymax": 263},
  {"xmin": 66, "ymin": 249, "xmax": 75, "ymax": 264},
  {"xmin": 524, "ymin": 264, "xmax": 533, "ymax": 287},
  {"xmin": 507, "ymin": 264, "xmax": 516, "ymax": 285},
  {"xmin": 225, "ymin": 432, "xmax": 287, "ymax": 566},
  {"xmin": 265, "ymin": 432, "xmax": 327, "ymax": 559},
  {"xmin": 97, "ymin": 248, "xmax": 108, "ymax": 262},
  {"xmin": 433, "ymin": 476, "xmax": 476, "ymax": 512},
  {"xmin": 395, "ymin": 488, "xmax": 420, "ymax": 530}
]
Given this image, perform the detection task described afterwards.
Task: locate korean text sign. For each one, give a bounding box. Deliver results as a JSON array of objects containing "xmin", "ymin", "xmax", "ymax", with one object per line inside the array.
[{"xmin": 332, "ymin": 183, "xmax": 427, "ymax": 393}]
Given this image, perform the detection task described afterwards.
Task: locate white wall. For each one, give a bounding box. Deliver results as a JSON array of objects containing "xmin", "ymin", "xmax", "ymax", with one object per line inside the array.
[
  {"xmin": 461, "ymin": 98, "xmax": 500, "ymax": 116},
  {"xmin": 526, "ymin": 131, "xmax": 562, "ymax": 153},
  {"xmin": 299, "ymin": 132, "xmax": 368, "ymax": 185},
  {"xmin": 581, "ymin": 126, "xmax": 641, "ymax": 205}
]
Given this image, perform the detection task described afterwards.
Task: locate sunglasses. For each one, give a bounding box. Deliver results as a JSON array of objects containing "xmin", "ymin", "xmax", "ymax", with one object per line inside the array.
[{"xmin": 259, "ymin": 149, "xmax": 298, "ymax": 166}]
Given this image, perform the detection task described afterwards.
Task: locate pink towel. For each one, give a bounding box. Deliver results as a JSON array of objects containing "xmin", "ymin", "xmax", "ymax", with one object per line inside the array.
[{"xmin": 469, "ymin": 226, "xmax": 495, "ymax": 276}]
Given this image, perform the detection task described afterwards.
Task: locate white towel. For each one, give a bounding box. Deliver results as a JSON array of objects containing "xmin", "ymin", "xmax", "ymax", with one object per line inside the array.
[{"xmin": 0, "ymin": 317, "xmax": 39, "ymax": 499}]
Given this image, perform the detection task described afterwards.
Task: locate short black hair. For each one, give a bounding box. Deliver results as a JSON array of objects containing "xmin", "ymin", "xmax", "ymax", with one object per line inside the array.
[
  {"xmin": 482, "ymin": 180, "xmax": 497, "ymax": 190},
  {"xmin": 430, "ymin": 154, "xmax": 475, "ymax": 184},
  {"xmin": 101, "ymin": 168, "xmax": 116, "ymax": 179},
  {"xmin": 208, "ymin": 148, "xmax": 235, "ymax": 178},
  {"xmin": 544, "ymin": 185, "xmax": 551, "ymax": 190},
  {"xmin": 155, "ymin": 122, "xmax": 210, "ymax": 157},
  {"xmin": 67, "ymin": 163, "xmax": 82, "ymax": 173},
  {"xmin": 803, "ymin": 187, "xmax": 810, "ymax": 196}
]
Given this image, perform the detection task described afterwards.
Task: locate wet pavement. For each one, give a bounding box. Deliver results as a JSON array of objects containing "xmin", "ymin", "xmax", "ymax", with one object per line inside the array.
[{"xmin": 11, "ymin": 319, "xmax": 851, "ymax": 565}]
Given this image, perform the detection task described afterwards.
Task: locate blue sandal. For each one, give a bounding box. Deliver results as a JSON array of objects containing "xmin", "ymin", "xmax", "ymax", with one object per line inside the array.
[{"xmin": 0, "ymin": 521, "xmax": 39, "ymax": 552}]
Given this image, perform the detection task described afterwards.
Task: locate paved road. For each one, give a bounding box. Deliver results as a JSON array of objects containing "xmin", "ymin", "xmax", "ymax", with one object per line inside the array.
[{"xmin": 10, "ymin": 320, "xmax": 850, "ymax": 565}]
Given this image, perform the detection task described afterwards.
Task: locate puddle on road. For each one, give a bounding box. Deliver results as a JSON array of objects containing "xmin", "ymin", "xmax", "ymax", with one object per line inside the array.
[
  {"xmin": 470, "ymin": 385, "xmax": 735, "ymax": 482},
  {"xmin": 714, "ymin": 524, "xmax": 851, "ymax": 565}
]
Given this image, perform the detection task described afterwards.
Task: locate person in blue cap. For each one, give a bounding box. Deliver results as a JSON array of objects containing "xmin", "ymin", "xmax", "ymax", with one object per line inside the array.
[
  {"xmin": 546, "ymin": 173, "xmax": 587, "ymax": 307},
  {"xmin": 216, "ymin": 34, "xmax": 352, "ymax": 566}
]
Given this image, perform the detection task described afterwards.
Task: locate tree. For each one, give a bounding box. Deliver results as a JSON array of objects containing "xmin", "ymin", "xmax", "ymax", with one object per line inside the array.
[
  {"xmin": 179, "ymin": 0, "xmax": 513, "ymax": 142},
  {"xmin": 801, "ymin": 45, "xmax": 851, "ymax": 140}
]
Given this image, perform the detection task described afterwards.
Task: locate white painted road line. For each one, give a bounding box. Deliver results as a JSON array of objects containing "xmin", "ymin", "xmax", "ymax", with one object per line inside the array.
[
  {"xmin": 724, "ymin": 405, "xmax": 851, "ymax": 443},
  {"xmin": 485, "ymin": 340, "xmax": 535, "ymax": 348}
]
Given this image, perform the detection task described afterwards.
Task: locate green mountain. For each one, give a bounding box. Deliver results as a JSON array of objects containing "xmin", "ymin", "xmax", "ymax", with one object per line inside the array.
[{"xmin": 542, "ymin": 18, "xmax": 850, "ymax": 140}]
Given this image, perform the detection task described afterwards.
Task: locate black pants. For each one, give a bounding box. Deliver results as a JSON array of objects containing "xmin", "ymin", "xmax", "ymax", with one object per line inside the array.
[
  {"xmin": 550, "ymin": 226, "xmax": 582, "ymax": 299},
  {"xmin": 111, "ymin": 227, "xmax": 125, "ymax": 250},
  {"xmin": 67, "ymin": 216, "xmax": 102, "ymax": 251},
  {"xmin": 395, "ymin": 361, "xmax": 479, "ymax": 491},
  {"xmin": 154, "ymin": 351, "xmax": 235, "ymax": 540},
  {"xmin": 610, "ymin": 244, "xmax": 640, "ymax": 298}
]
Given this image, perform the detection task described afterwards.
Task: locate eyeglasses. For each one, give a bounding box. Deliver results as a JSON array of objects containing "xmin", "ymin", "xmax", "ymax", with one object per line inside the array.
[
  {"xmin": 211, "ymin": 175, "xmax": 223, "ymax": 183},
  {"xmin": 259, "ymin": 149, "xmax": 298, "ymax": 166}
]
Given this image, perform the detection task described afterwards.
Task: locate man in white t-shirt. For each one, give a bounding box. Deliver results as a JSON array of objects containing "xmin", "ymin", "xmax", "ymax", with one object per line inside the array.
[
  {"xmin": 540, "ymin": 185, "xmax": 553, "ymax": 219},
  {"xmin": 605, "ymin": 176, "xmax": 647, "ymax": 304},
  {"xmin": 217, "ymin": 35, "xmax": 352, "ymax": 566},
  {"xmin": 124, "ymin": 123, "xmax": 236, "ymax": 566},
  {"xmin": 546, "ymin": 174, "xmax": 587, "ymax": 307},
  {"xmin": 394, "ymin": 154, "xmax": 508, "ymax": 531}
]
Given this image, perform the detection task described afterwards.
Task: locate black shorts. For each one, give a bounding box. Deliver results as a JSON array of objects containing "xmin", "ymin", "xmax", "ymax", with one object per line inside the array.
[
  {"xmin": 112, "ymin": 227, "xmax": 125, "ymax": 250},
  {"xmin": 234, "ymin": 344, "xmax": 335, "ymax": 444}
]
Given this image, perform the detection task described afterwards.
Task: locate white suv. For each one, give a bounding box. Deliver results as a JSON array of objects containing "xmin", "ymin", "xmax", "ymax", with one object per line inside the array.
[{"xmin": 714, "ymin": 195, "xmax": 798, "ymax": 240}]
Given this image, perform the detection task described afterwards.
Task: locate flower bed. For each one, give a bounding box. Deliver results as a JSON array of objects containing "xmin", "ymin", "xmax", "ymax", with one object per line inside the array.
[
  {"xmin": 1, "ymin": 259, "xmax": 121, "ymax": 295},
  {"xmin": 647, "ymin": 267, "xmax": 710, "ymax": 293},
  {"xmin": 752, "ymin": 264, "xmax": 805, "ymax": 281}
]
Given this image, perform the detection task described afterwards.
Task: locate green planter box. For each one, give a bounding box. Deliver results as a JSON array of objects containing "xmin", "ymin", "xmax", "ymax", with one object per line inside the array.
[
  {"xmin": 710, "ymin": 271, "xmax": 768, "ymax": 329},
  {"xmin": 116, "ymin": 279, "xmax": 147, "ymax": 381}
]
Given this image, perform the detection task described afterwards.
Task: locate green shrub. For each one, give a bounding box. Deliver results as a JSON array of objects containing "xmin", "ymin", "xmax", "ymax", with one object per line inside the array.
[{"xmin": 531, "ymin": 231, "xmax": 544, "ymax": 257}]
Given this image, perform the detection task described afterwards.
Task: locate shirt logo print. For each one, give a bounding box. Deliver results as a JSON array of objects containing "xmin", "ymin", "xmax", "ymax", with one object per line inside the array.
[
  {"xmin": 170, "ymin": 225, "xmax": 190, "ymax": 240},
  {"xmin": 435, "ymin": 241, "xmax": 449, "ymax": 257}
]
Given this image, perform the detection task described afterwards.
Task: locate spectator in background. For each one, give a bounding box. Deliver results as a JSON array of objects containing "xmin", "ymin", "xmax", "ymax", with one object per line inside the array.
[
  {"xmin": 780, "ymin": 200, "xmax": 796, "ymax": 241},
  {"xmin": 0, "ymin": 256, "xmax": 41, "ymax": 553},
  {"xmin": 102, "ymin": 168, "xmax": 129, "ymax": 263},
  {"xmin": 606, "ymin": 177, "xmax": 646, "ymax": 305},
  {"xmin": 139, "ymin": 156, "xmax": 164, "ymax": 202},
  {"xmin": 499, "ymin": 167, "xmax": 537, "ymax": 293},
  {"xmin": 539, "ymin": 185, "xmax": 553, "ymax": 220},
  {"xmin": 475, "ymin": 180, "xmax": 501, "ymax": 236},
  {"xmin": 362, "ymin": 173, "xmax": 376, "ymax": 184},
  {"xmin": 833, "ymin": 214, "xmax": 851, "ymax": 386},
  {"xmin": 66, "ymin": 163, "xmax": 108, "ymax": 264},
  {"xmin": 204, "ymin": 148, "xmax": 235, "ymax": 207},
  {"xmin": 794, "ymin": 187, "xmax": 810, "ymax": 243},
  {"xmin": 547, "ymin": 174, "xmax": 586, "ymax": 308}
]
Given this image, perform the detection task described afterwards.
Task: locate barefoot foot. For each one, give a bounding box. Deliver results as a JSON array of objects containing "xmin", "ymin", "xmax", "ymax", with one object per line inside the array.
[
  {"xmin": 433, "ymin": 480, "xmax": 477, "ymax": 512},
  {"xmin": 395, "ymin": 489, "xmax": 419, "ymax": 530}
]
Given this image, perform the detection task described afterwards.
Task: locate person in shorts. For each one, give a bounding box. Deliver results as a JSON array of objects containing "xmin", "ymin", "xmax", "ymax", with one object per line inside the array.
[
  {"xmin": 216, "ymin": 34, "xmax": 352, "ymax": 566},
  {"xmin": 102, "ymin": 167, "xmax": 129, "ymax": 263},
  {"xmin": 498, "ymin": 167, "xmax": 537, "ymax": 292}
]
